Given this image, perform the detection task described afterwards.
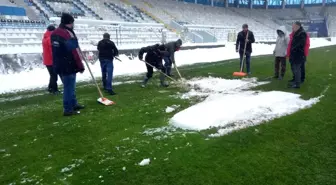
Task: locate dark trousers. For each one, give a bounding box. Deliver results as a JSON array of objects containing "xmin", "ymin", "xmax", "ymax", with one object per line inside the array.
[
  {"xmin": 274, "ymin": 57, "xmax": 286, "ymax": 77},
  {"xmin": 144, "ymin": 62, "xmax": 166, "ymax": 84},
  {"xmin": 239, "ymin": 52, "xmax": 251, "ymax": 73},
  {"xmin": 291, "ymin": 63, "xmax": 302, "ymax": 86},
  {"xmin": 290, "ymin": 61, "xmax": 306, "ymax": 82},
  {"xmin": 99, "ymin": 59, "xmax": 114, "ymax": 91},
  {"xmin": 46, "ymin": 65, "xmax": 58, "ymax": 92},
  {"xmin": 163, "ymin": 57, "xmax": 172, "ymax": 76},
  {"xmin": 61, "ymin": 74, "xmax": 78, "ymax": 113}
]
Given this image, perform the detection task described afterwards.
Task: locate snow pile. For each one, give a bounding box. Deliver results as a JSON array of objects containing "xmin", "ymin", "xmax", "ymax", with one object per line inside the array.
[
  {"xmin": 165, "ymin": 105, "xmax": 180, "ymax": 113},
  {"xmin": 139, "ymin": 158, "xmax": 150, "ymax": 166},
  {"xmin": 170, "ymin": 77, "xmax": 323, "ymax": 136}
]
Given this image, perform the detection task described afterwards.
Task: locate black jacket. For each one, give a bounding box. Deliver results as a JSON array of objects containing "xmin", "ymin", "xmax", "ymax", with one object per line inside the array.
[
  {"xmin": 236, "ymin": 30, "xmax": 255, "ymax": 54},
  {"xmin": 290, "ymin": 27, "xmax": 307, "ymax": 64},
  {"xmin": 97, "ymin": 39, "xmax": 119, "ymax": 60},
  {"xmin": 164, "ymin": 39, "xmax": 182, "ymax": 64},
  {"xmin": 139, "ymin": 44, "xmax": 169, "ymax": 68}
]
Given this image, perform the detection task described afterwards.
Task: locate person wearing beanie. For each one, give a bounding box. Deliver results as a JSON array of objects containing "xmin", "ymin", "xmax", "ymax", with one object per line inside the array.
[
  {"xmin": 51, "ymin": 13, "xmax": 85, "ymax": 116},
  {"xmin": 163, "ymin": 39, "xmax": 183, "ymax": 77},
  {"xmin": 236, "ymin": 24, "xmax": 255, "ymax": 75},
  {"xmin": 96, "ymin": 32, "xmax": 119, "ymax": 95},
  {"xmin": 42, "ymin": 24, "xmax": 60, "ymax": 94}
]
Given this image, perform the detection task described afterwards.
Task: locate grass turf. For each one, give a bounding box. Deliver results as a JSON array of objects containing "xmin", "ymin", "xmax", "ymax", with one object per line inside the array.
[{"xmin": 0, "ymin": 46, "xmax": 336, "ymax": 185}]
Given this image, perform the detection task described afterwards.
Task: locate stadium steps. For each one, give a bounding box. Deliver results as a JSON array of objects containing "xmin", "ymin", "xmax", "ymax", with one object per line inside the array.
[
  {"xmin": 138, "ymin": 7, "xmax": 176, "ymax": 33},
  {"xmin": 134, "ymin": 0, "xmax": 177, "ymax": 33},
  {"xmin": 73, "ymin": 0, "xmax": 102, "ymax": 20},
  {"xmin": 30, "ymin": 0, "xmax": 51, "ymax": 18},
  {"xmin": 229, "ymin": 8, "xmax": 275, "ymax": 30},
  {"xmin": 13, "ymin": 0, "xmax": 40, "ymax": 20}
]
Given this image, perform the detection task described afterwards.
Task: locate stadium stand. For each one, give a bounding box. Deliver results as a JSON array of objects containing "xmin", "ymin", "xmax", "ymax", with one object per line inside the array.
[{"xmin": 0, "ymin": 0, "xmax": 335, "ymax": 52}]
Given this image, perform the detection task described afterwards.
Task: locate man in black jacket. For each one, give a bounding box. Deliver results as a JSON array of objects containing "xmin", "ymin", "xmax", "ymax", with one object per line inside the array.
[
  {"xmin": 139, "ymin": 44, "xmax": 170, "ymax": 87},
  {"xmin": 163, "ymin": 39, "xmax": 182, "ymax": 76},
  {"xmin": 97, "ymin": 33, "xmax": 119, "ymax": 95},
  {"xmin": 236, "ymin": 24, "xmax": 255, "ymax": 75},
  {"xmin": 288, "ymin": 22, "xmax": 307, "ymax": 89}
]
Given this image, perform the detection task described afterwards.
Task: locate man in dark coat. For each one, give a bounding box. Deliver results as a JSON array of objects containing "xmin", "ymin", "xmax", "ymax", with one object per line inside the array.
[
  {"xmin": 51, "ymin": 13, "xmax": 85, "ymax": 116},
  {"xmin": 288, "ymin": 21, "xmax": 307, "ymax": 89},
  {"xmin": 163, "ymin": 39, "xmax": 182, "ymax": 76},
  {"xmin": 139, "ymin": 44, "xmax": 170, "ymax": 87},
  {"xmin": 97, "ymin": 33, "xmax": 119, "ymax": 95},
  {"xmin": 236, "ymin": 24, "xmax": 255, "ymax": 75}
]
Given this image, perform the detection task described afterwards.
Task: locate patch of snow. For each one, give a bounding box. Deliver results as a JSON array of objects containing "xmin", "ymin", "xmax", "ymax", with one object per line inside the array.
[
  {"xmin": 139, "ymin": 158, "xmax": 150, "ymax": 166},
  {"xmin": 170, "ymin": 77, "xmax": 324, "ymax": 136},
  {"xmin": 165, "ymin": 105, "xmax": 180, "ymax": 113},
  {"xmin": 60, "ymin": 159, "xmax": 84, "ymax": 173},
  {"xmin": 0, "ymin": 149, "xmax": 5, "ymax": 153},
  {"xmin": 3, "ymin": 153, "xmax": 11, "ymax": 158},
  {"xmin": 122, "ymin": 167, "xmax": 126, "ymax": 171}
]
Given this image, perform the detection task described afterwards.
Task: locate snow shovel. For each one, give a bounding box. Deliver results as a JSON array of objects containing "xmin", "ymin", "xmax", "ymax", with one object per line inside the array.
[
  {"xmin": 79, "ymin": 48, "xmax": 115, "ymax": 106},
  {"xmin": 233, "ymin": 31, "xmax": 249, "ymax": 77},
  {"xmin": 140, "ymin": 60, "xmax": 176, "ymax": 82}
]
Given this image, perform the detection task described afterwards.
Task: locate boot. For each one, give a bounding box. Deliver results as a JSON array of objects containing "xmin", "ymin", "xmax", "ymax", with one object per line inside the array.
[
  {"xmin": 166, "ymin": 67, "xmax": 172, "ymax": 77},
  {"xmin": 107, "ymin": 90, "xmax": 117, "ymax": 95},
  {"xmin": 74, "ymin": 104, "xmax": 85, "ymax": 111},
  {"xmin": 63, "ymin": 111, "xmax": 80, "ymax": 116},
  {"xmin": 141, "ymin": 77, "xmax": 149, "ymax": 88},
  {"xmin": 160, "ymin": 73, "xmax": 169, "ymax": 87}
]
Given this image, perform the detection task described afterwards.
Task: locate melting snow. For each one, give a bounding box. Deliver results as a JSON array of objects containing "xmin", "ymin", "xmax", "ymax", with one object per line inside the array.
[
  {"xmin": 165, "ymin": 105, "xmax": 180, "ymax": 113},
  {"xmin": 170, "ymin": 77, "xmax": 323, "ymax": 136},
  {"xmin": 139, "ymin": 158, "xmax": 150, "ymax": 166}
]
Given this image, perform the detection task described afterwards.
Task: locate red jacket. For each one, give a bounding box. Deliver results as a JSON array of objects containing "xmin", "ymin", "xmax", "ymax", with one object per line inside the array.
[
  {"xmin": 287, "ymin": 31, "xmax": 310, "ymax": 58},
  {"xmin": 42, "ymin": 30, "xmax": 53, "ymax": 66}
]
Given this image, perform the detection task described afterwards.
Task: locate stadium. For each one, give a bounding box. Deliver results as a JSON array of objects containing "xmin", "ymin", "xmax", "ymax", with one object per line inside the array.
[{"xmin": 0, "ymin": 0, "xmax": 336, "ymax": 184}]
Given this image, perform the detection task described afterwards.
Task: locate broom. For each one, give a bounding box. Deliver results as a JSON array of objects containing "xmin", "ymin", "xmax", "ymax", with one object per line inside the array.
[
  {"xmin": 79, "ymin": 48, "xmax": 115, "ymax": 106},
  {"xmin": 233, "ymin": 31, "xmax": 249, "ymax": 77},
  {"xmin": 140, "ymin": 60, "xmax": 176, "ymax": 82}
]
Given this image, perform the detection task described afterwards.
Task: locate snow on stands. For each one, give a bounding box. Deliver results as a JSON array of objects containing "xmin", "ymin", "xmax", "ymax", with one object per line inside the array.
[{"xmin": 170, "ymin": 77, "xmax": 324, "ymax": 137}]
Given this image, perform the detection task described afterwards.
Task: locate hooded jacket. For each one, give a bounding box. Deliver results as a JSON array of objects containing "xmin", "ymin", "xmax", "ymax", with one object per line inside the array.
[
  {"xmin": 274, "ymin": 26, "xmax": 290, "ymax": 57},
  {"xmin": 139, "ymin": 44, "xmax": 169, "ymax": 68},
  {"xmin": 164, "ymin": 39, "xmax": 182, "ymax": 64},
  {"xmin": 42, "ymin": 30, "xmax": 53, "ymax": 66}
]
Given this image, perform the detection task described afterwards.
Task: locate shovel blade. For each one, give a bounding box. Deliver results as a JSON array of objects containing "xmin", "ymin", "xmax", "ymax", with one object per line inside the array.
[{"xmin": 97, "ymin": 97, "xmax": 115, "ymax": 106}]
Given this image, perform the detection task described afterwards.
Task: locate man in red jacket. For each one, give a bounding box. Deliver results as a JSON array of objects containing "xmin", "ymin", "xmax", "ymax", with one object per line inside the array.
[
  {"xmin": 42, "ymin": 25, "xmax": 60, "ymax": 94},
  {"xmin": 287, "ymin": 23, "xmax": 310, "ymax": 84}
]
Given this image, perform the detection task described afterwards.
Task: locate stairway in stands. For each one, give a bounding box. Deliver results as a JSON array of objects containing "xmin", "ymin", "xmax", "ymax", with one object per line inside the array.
[{"xmin": 73, "ymin": 0, "xmax": 102, "ymax": 20}]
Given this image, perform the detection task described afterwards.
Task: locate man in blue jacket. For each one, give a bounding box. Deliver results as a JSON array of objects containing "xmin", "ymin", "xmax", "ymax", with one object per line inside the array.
[{"xmin": 51, "ymin": 13, "xmax": 85, "ymax": 116}]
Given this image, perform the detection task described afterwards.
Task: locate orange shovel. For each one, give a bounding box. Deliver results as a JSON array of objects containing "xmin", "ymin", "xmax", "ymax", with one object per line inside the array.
[{"xmin": 233, "ymin": 31, "xmax": 249, "ymax": 77}]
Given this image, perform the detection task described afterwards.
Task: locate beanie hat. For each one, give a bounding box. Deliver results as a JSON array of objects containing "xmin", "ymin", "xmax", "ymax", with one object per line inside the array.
[
  {"xmin": 61, "ymin": 13, "xmax": 74, "ymax": 25},
  {"xmin": 242, "ymin": 24, "xmax": 248, "ymax": 29},
  {"xmin": 47, "ymin": 24, "xmax": 55, "ymax": 31},
  {"xmin": 103, "ymin": 33, "xmax": 110, "ymax": 39}
]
